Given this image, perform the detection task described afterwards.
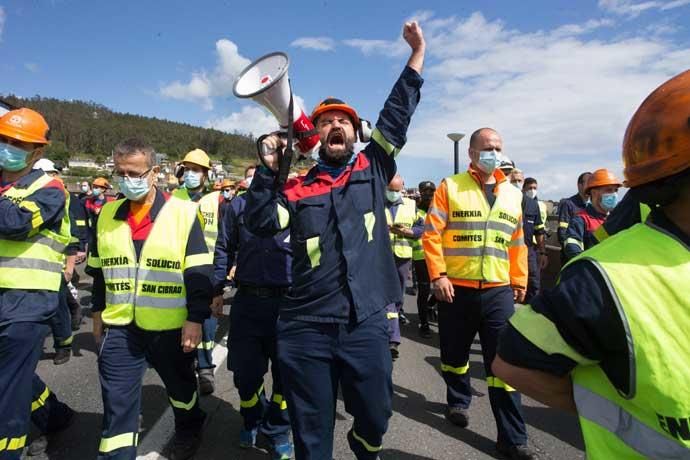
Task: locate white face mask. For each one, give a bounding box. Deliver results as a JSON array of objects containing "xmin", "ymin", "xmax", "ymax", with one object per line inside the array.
[{"xmin": 525, "ymin": 189, "xmax": 537, "ymax": 200}]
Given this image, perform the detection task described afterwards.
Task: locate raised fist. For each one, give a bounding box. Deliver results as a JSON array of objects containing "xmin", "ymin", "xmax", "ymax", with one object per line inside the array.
[{"xmin": 403, "ymin": 21, "xmax": 425, "ymax": 51}]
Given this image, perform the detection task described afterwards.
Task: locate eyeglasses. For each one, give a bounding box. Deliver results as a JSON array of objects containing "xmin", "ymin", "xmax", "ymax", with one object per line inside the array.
[{"xmin": 112, "ymin": 167, "xmax": 152, "ymax": 182}]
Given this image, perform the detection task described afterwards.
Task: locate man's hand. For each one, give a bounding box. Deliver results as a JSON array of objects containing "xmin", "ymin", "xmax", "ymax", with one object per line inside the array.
[
  {"xmin": 260, "ymin": 132, "xmax": 288, "ymax": 172},
  {"xmin": 181, "ymin": 321, "xmax": 202, "ymax": 353},
  {"xmin": 63, "ymin": 268, "xmax": 74, "ymax": 283},
  {"xmin": 538, "ymin": 253, "xmax": 549, "ymax": 270},
  {"xmin": 92, "ymin": 311, "xmax": 104, "ymax": 348},
  {"xmin": 210, "ymin": 295, "xmax": 224, "ymax": 318},
  {"xmin": 513, "ymin": 288, "xmax": 526, "ymax": 304},
  {"xmin": 403, "ymin": 21, "xmax": 425, "ymax": 51},
  {"xmin": 432, "ymin": 276, "xmax": 454, "ymax": 303},
  {"xmin": 403, "ymin": 21, "xmax": 425, "ymax": 74},
  {"xmin": 227, "ymin": 265, "xmax": 236, "ymax": 281},
  {"xmin": 75, "ymin": 251, "xmax": 87, "ymax": 264}
]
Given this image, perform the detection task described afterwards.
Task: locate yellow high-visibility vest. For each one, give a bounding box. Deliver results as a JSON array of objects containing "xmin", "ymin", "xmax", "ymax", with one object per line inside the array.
[
  {"xmin": 385, "ymin": 197, "xmax": 417, "ymax": 259},
  {"xmin": 0, "ymin": 173, "xmax": 71, "ymax": 291},
  {"xmin": 94, "ymin": 196, "xmax": 210, "ymax": 330},
  {"xmin": 442, "ymin": 172, "xmax": 522, "ymax": 283}
]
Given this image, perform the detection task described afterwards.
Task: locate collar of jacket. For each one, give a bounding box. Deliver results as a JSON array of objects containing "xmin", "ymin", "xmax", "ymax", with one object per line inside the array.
[
  {"xmin": 2, "ymin": 168, "xmax": 44, "ymax": 190},
  {"xmin": 585, "ymin": 203, "xmax": 608, "ymax": 219},
  {"xmin": 466, "ymin": 164, "xmax": 508, "ymax": 191},
  {"xmin": 113, "ymin": 187, "xmax": 168, "ymax": 221}
]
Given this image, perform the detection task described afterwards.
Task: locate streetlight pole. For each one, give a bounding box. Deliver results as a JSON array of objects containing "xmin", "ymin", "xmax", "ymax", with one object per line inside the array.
[{"xmin": 447, "ymin": 133, "xmax": 465, "ymax": 174}]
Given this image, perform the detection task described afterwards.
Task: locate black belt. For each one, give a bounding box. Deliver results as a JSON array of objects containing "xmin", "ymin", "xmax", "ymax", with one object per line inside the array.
[{"xmin": 237, "ymin": 283, "xmax": 290, "ymax": 298}]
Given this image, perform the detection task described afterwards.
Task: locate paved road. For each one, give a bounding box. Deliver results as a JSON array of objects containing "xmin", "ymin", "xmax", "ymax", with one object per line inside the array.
[{"xmin": 26, "ymin": 274, "xmax": 585, "ymax": 460}]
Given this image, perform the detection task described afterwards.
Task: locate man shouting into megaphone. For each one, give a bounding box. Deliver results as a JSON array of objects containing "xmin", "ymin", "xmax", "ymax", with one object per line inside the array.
[{"xmin": 239, "ymin": 21, "xmax": 425, "ymax": 460}]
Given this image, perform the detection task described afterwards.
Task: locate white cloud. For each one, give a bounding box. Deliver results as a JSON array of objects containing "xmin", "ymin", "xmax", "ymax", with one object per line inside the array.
[
  {"xmin": 24, "ymin": 62, "xmax": 39, "ymax": 73},
  {"xmin": 160, "ymin": 39, "xmax": 250, "ymax": 110},
  {"xmin": 598, "ymin": 0, "xmax": 690, "ymax": 17},
  {"xmin": 206, "ymin": 106, "xmax": 279, "ymax": 137},
  {"xmin": 346, "ymin": 11, "xmax": 690, "ymax": 199},
  {"xmin": 291, "ymin": 37, "xmax": 336, "ymax": 51},
  {"xmin": 0, "ymin": 7, "xmax": 5, "ymax": 41}
]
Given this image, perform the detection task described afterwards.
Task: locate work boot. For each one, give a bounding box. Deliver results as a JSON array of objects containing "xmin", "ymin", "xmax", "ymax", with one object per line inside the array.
[
  {"xmin": 198, "ymin": 368, "xmax": 215, "ymax": 395},
  {"xmin": 170, "ymin": 431, "xmax": 203, "ymax": 460},
  {"xmin": 445, "ymin": 406, "xmax": 469, "ymax": 428},
  {"xmin": 239, "ymin": 428, "xmax": 257, "ymax": 448},
  {"xmin": 497, "ymin": 443, "xmax": 537, "ymax": 460},
  {"xmin": 389, "ymin": 343, "xmax": 399, "ymax": 361},
  {"xmin": 53, "ymin": 348, "xmax": 71, "ymax": 365},
  {"xmin": 26, "ymin": 435, "xmax": 48, "ymax": 456},
  {"xmin": 418, "ymin": 323, "xmax": 432, "ymax": 338},
  {"xmin": 272, "ymin": 441, "xmax": 293, "ymax": 460}
]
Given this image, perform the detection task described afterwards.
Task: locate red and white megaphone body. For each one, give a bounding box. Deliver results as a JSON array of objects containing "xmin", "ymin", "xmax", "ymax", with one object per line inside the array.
[{"xmin": 233, "ymin": 52, "xmax": 320, "ymax": 156}]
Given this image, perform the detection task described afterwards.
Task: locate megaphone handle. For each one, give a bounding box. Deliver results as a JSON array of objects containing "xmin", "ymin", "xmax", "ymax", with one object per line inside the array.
[
  {"xmin": 276, "ymin": 80, "xmax": 295, "ymax": 187},
  {"xmin": 255, "ymin": 134, "xmax": 282, "ymax": 171}
]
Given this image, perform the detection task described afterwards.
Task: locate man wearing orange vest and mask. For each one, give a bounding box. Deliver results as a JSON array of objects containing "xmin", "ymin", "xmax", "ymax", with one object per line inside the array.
[
  {"xmin": 563, "ymin": 168, "xmax": 622, "ymax": 261},
  {"xmin": 0, "ymin": 108, "xmax": 75, "ymax": 459},
  {"xmin": 423, "ymin": 127, "xmax": 534, "ymax": 460},
  {"xmin": 493, "ymin": 69, "xmax": 690, "ymax": 459}
]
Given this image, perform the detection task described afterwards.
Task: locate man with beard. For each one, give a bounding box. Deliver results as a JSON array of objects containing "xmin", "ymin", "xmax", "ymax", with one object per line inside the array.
[
  {"xmin": 244, "ymin": 21, "xmax": 425, "ymax": 460},
  {"xmin": 412, "ymin": 180, "xmax": 436, "ymax": 338}
]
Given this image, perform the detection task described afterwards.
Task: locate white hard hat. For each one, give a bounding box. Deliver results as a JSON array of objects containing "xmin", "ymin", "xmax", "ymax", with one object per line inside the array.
[{"xmin": 33, "ymin": 158, "xmax": 59, "ymax": 173}]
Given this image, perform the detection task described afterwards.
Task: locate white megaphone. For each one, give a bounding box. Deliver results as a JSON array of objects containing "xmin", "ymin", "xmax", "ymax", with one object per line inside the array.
[{"xmin": 233, "ymin": 52, "xmax": 320, "ymax": 156}]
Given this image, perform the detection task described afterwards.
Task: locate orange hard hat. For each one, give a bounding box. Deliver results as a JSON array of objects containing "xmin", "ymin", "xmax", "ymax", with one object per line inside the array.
[
  {"xmin": 221, "ymin": 178, "xmax": 235, "ymax": 188},
  {"xmin": 310, "ymin": 98, "xmax": 360, "ymax": 128},
  {"xmin": 622, "ymin": 69, "xmax": 690, "ymax": 188},
  {"xmin": 92, "ymin": 177, "xmax": 111, "ymax": 189},
  {"xmin": 585, "ymin": 168, "xmax": 622, "ymax": 193},
  {"xmin": 0, "ymin": 108, "xmax": 50, "ymax": 145}
]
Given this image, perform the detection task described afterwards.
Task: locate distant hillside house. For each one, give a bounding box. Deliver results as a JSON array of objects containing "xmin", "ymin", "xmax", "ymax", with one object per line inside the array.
[{"xmin": 69, "ymin": 158, "xmax": 100, "ymax": 169}]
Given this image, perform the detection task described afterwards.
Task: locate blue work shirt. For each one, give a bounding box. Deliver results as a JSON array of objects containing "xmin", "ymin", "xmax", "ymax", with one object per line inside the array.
[
  {"xmin": 564, "ymin": 204, "xmax": 607, "ymax": 261},
  {"xmin": 557, "ymin": 193, "xmax": 588, "ymax": 245},
  {"xmin": 0, "ymin": 169, "xmax": 67, "ymax": 325},
  {"xmin": 522, "ymin": 195, "xmax": 545, "ymax": 249},
  {"xmin": 213, "ymin": 193, "xmax": 292, "ymax": 295},
  {"xmin": 245, "ymin": 66, "xmax": 423, "ymax": 324}
]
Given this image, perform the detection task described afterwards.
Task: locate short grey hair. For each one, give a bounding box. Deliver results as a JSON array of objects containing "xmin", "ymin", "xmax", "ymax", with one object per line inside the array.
[{"xmin": 113, "ymin": 138, "xmax": 155, "ymax": 168}]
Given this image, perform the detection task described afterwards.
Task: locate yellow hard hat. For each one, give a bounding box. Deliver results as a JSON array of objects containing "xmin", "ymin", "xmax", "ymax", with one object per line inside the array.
[{"xmin": 182, "ymin": 148, "xmax": 211, "ymax": 170}]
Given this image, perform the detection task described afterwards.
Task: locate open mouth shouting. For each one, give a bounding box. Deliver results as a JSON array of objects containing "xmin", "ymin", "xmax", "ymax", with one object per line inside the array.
[{"xmin": 327, "ymin": 129, "xmax": 346, "ymax": 149}]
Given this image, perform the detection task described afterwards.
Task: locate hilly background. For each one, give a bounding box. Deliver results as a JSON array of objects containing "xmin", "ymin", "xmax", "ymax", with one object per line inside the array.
[{"xmin": 1, "ymin": 95, "xmax": 256, "ymax": 167}]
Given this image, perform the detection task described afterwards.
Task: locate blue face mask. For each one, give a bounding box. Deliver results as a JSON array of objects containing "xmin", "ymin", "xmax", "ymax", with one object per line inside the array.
[
  {"xmin": 183, "ymin": 171, "xmax": 203, "ymax": 189},
  {"xmin": 600, "ymin": 193, "xmax": 618, "ymax": 211},
  {"xmin": 386, "ymin": 190, "xmax": 401, "ymax": 203},
  {"xmin": 117, "ymin": 176, "xmax": 150, "ymax": 201},
  {"xmin": 222, "ymin": 190, "xmax": 232, "ymax": 200},
  {"xmin": 477, "ymin": 150, "xmax": 499, "ymax": 174},
  {"xmin": 0, "ymin": 142, "xmax": 31, "ymax": 172}
]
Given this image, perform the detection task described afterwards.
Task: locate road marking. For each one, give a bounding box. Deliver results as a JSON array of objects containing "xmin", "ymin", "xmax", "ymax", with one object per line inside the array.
[{"xmin": 136, "ymin": 334, "xmax": 229, "ymax": 460}]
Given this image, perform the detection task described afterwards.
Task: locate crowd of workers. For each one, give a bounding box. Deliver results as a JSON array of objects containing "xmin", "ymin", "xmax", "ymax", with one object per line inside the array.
[{"xmin": 1, "ymin": 20, "xmax": 688, "ymax": 460}]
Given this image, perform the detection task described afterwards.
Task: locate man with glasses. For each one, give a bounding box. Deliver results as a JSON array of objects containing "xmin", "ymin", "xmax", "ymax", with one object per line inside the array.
[
  {"xmin": 88, "ymin": 138, "xmax": 213, "ymax": 460},
  {"xmin": 0, "ymin": 108, "xmax": 73, "ymax": 459}
]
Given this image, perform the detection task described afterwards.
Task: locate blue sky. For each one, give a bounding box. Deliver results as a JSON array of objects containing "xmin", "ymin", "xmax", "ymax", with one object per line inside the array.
[{"xmin": 2, "ymin": 0, "xmax": 690, "ymax": 199}]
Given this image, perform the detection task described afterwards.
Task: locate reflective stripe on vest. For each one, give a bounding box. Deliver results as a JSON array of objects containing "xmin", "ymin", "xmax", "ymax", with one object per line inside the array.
[
  {"xmin": 0, "ymin": 173, "xmax": 71, "ymax": 291},
  {"xmin": 442, "ymin": 172, "xmax": 522, "ymax": 283},
  {"xmin": 199, "ymin": 191, "xmax": 220, "ymax": 253},
  {"xmin": 385, "ymin": 197, "xmax": 417, "ymax": 259},
  {"xmin": 97, "ymin": 197, "xmax": 200, "ymax": 331},
  {"xmin": 571, "ymin": 223, "xmax": 690, "ymax": 458},
  {"xmin": 412, "ymin": 209, "xmax": 427, "ymax": 260}
]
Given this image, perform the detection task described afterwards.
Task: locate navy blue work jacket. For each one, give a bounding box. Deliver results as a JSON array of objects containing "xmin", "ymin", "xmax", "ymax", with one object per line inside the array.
[
  {"xmin": 213, "ymin": 193, "xmax": 292, "ymax": 294},
  {"xmin": 245, "ymin": 66, "xmax": 423, "ymax": 324}
]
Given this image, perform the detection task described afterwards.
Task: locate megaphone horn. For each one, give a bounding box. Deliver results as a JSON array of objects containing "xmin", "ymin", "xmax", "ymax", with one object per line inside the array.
[{"xmin": 233, "ymin": 52, "xmax": 320, "ymax": 156}]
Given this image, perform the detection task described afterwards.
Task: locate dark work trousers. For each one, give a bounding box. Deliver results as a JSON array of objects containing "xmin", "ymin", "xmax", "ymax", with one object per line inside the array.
[
  {"xmin": 228, "ymin": 290, "xmax": 290, "ymax": 446},
  {"xmin": 394, "ymin": 256, "xmax": 411, "ymax": 314},
  {"xmin": 385, "ymin": 303, "xmax": 400, "ymax": 344},
  {"xmin": 438, "ymin": 285, "xmax": 527, "ymax": 447},
  {"xmin": 49, "ymin": 278, "xmax": 73, "ymax": 350},
  {"xmin": 30, "ymin": 374, "xmax": 73, "ymax": 434},
  {"xmin": 525, "ymin": 247, "xmax": 541, "ymax": 304},
  {"xmin": 0, "ymin": 321, "xmax": 49, "ymax": 460},
  {"xmin": 196, "ymin": 316, "xmax": 218, "ymax": 370},
  {"xmin": 277, "ymin": 309, "xmax": 392, "ymax": 460},
  {"xmin": 413, "ymin": 259, "xmax": 431, "ymax": 327},
  {"xmin": 97, "ymin": 325, "xmax": 205, "ymax": 460}
]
